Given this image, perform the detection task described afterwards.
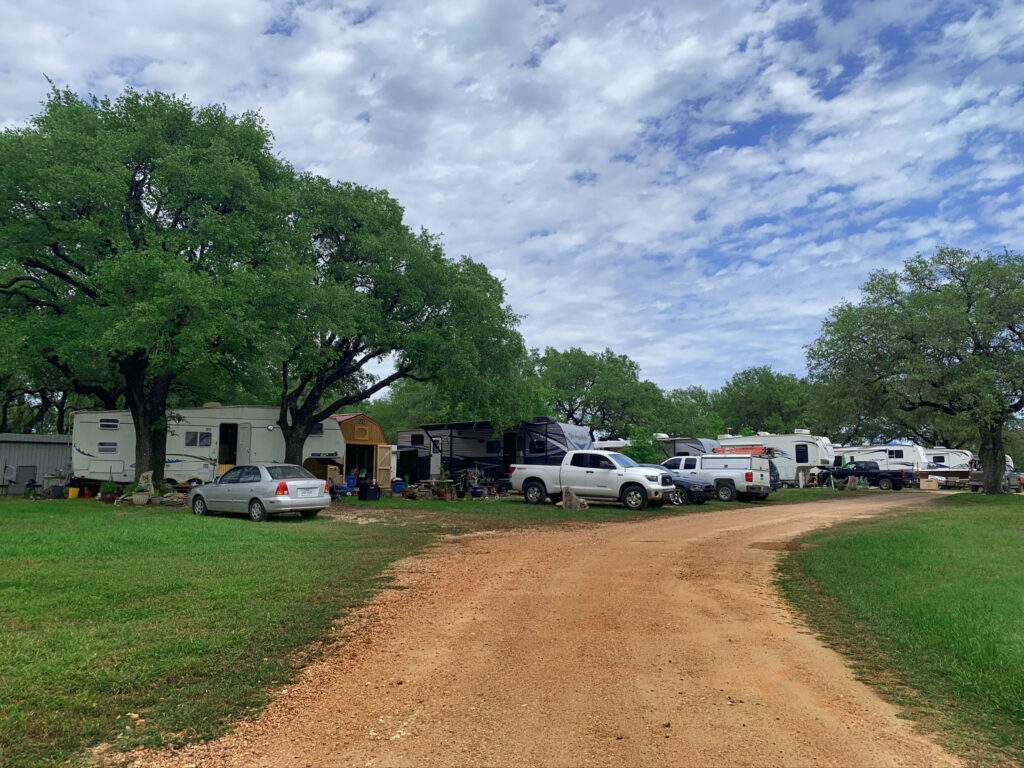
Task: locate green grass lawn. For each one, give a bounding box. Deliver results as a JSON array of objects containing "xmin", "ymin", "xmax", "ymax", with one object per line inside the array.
[
  {"xmin": 0, "ymin": 486, "xmax": 876, "ymax": 766},
  {"xmin": 779, "ymin": 492, "xmax": 1024, "ymax": 766},
  {"xmin": 0, "ymin": 500, "xmax": 435, "ymax": 767}
]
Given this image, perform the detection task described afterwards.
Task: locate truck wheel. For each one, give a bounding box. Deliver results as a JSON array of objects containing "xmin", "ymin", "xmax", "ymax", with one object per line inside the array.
[
  {"xmin": 716, "ymin": 483, "xmax": 737, "ymax": 502},
  {"xmin": 522, "ymin": 480, "xmax": 546, "ymax": 504},
  {"xmin": 621, "ymin": 484, "xmax": 648, "ymax": 510},
  {"xmin": 878, "ymin": 478, "xmax": 893, "ymax": 490}
]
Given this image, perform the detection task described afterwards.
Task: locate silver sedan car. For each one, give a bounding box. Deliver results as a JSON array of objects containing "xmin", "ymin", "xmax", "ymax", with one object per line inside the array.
[{"xmin": 189, "ymin": 463, "xmax": 331, "ymax": 521}]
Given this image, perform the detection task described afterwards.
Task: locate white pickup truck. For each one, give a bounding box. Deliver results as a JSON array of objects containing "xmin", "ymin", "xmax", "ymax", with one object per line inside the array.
[
  {"xmin": 510, "ymin": 450, "xmax": 674, "ymax": 510},
  {"xmin": 661, "ymin": 454, "xmax": 771, "ymax": 502}
]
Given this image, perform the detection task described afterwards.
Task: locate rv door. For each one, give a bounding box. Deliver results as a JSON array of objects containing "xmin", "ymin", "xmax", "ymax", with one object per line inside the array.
[{"xmin": 237, "ymin": 424, "xmax": 251, "ymax": 464}]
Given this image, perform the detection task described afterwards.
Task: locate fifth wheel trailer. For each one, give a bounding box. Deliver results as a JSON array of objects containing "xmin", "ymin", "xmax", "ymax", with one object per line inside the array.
[
  {"xmin": 717, "ymin": 430, "xmax": 834, "ymax": 486},
  {"xmin": 71, "ymin": 406, "xmax": 345, "ymax": 485}
]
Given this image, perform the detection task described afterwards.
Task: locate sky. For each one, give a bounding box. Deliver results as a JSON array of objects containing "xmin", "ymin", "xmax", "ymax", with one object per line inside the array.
[{"xmin": 2, "ymin": 0, "xmax": 1023, "ymax": 390}]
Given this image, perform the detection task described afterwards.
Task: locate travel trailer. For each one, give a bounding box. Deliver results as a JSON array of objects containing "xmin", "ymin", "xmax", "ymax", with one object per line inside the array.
[
  {"xmin": 395, "ymin": 417, "xmax": 593, "ymax": 482},
  {"xmin": 659, "ymin": 436, "xmax": 721, "ymax": 458},
  {"xmin": 925, "ymin": 447, "xmax": 974, "ymax": 470},
  {"xmin": 717, "ymin": 430, "xmax": 834, "ymax": 486},
  {"xmin": 833, "ymin": 442, "xmax": 928, "ymax": 473},
  {"xmin": 71, "ymin": 406, "xmax": 345, "ymax": 486}
]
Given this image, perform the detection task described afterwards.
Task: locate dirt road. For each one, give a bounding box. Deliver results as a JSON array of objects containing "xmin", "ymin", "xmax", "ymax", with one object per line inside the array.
[{"xmin": 141, "ymin": 496, "xmax": 959, "ymax": 768}]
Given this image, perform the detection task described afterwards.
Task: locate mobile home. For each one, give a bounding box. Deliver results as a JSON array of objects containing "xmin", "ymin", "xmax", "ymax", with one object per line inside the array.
[
  {"xmin": 395, "ymin": 417, "xmax": 593, "ymax": 482},
  {"xmin": 833, "ymin": 442, "xmax": 928, "ymax": 473},
  {"xmin": 717, "ymin": 430, "xmax": 834, "ymax": 486},
  {"xmin": 71, "ymin": 406, "xmax": 345, "ymax": 485}
]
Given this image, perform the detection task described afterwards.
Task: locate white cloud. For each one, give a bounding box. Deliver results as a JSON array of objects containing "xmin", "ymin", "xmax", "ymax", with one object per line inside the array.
[{"xmin": 1, "ymin": 0, "xmax": 1021, "ymax": 390}]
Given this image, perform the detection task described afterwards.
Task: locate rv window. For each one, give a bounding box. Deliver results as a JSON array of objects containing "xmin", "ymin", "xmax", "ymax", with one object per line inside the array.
[
  {"xmin": 663, "ymin": 457, "xmax": 681, "ymax": 470},
  {"xmin": 184, "ymin": 430, "xmax": 212, "ymax": 447},
  {"xmin": 795, "ymin": 444, "xmax": 809, "ymax": 463},
  {"xmin": 410, "ymin": 434, "xmax": 424, "ymax": 447},
  {"xmin": 932, "ymin": 455, "xmax": 945, "ymax": 464},
  {"xmin": 683, "ymin": 458, "xmax": 697, "ymax": 470},
  {"xmin": 888, "ymin": 449, "xmax": 904, "ymax": 459},
  {"xmin": 97, "ymin": 442, "xmax": 117, "ymax": 454},
  {"xmin": 485, "ymin": 440, "xmax": 501, "ymax": 453},
  {"xmin": 529, "ymin": 439, "xmax": 547, "ymax": 454},
  {"xmin": 99, "ymin": 418, "xmax": 119, "ymax": 430},
  {"xmin": 308, "ymin": 422, "xmax": 324, "ymax": 436}
]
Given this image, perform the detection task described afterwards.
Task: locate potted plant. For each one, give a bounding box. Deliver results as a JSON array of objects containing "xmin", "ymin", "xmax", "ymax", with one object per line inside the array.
[
  {"xmin": 98, "ymin": 480, "xmax": 118, "ymax": 504},
  {"xmin": 131, "ymin": 484, "xmax": 152, "ymax": 506}
]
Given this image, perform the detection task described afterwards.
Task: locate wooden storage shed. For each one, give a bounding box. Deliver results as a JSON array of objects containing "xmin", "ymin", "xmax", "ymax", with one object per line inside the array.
[{"xmin": 330, "ymin": 414, "xmax": 392, "ymax": 487}]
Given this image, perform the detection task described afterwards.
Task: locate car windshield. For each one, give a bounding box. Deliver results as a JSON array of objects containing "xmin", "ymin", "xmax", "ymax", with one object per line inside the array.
[
  {"xmin": 609, "ymin": 453, "xmax": 639, "ymax": 468},
  {"xmin": 266, "ymin": 465, "xmax": 316, "ymax": 480}
]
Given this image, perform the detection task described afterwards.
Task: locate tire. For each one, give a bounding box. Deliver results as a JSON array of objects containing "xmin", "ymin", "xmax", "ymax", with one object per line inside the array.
[
  {"xmin": 248, "ymin": 499, "xmax": 269, "ymax": 522},
  {"xmin": 878, "ymin": 477, "xmax": 893, "ymax": 491},
  {"xmin": 716, "ymin": 483, "xmax": 737, "ymax": 502},
  {"xmin": 621, "ymin": 484, "xmax": 648, "ymax": 510},
  {"xmin": 300, "ymin": 509, "xmax": 320, "ymax": 518},
  {"xmin": 192, "ymin": 496, "xmax": 209, "ymax": 516},
  {"xmin": 522, "ymin": 480, "xmax": 546, "ymax": 505}
]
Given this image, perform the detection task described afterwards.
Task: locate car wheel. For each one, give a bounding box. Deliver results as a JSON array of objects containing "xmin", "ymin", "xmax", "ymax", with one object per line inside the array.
[
  {"xmin": 716, "ymin": 483, "xmax": 737, "ymax": 502},
  {"xmin": 300, "ymin": 509, "xmax": 320, "ymax": 518},
  {"xmin": 621, "ymin": 484, "xmax": 648, "ymax": 510},
  {"xmin": 878, "ymin": 478, "xmax": 893, "ymax": 491},
  {"xmin": 249, "ymin": 499, "xmax": 269, "ymax": 522},
  {"xmin": 522, "ymin": 480, "xmax": 546, "ymax": 505},
  {"xmin": 192, "ymin": 496, "xmax": 209, "ymax": 516},
  {"xmin": 670, "ymin": 490, "xmax": 687, "ymax": 506}
]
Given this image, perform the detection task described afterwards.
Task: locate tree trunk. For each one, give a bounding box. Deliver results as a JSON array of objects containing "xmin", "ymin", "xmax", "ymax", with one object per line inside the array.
[
  {"xmin": 121, "ymin": 355, "xmax": 171, "ymax": 484},
  {"xmin": 978, "ymin": 420, "xmax": 1006, "ymax": 494},
  {"xmin": 55, "ymin": 392, "xmax": 69, "ymax": 434},
  {"xmin": 278, "ymin": 412, "xmax": 310, "ymax": 466}
]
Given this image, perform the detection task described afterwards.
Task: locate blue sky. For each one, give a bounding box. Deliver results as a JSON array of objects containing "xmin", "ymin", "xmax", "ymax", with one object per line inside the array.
[{"xmin": 2, "ymin": 0, "xmax": 1023, "ymax": 390}]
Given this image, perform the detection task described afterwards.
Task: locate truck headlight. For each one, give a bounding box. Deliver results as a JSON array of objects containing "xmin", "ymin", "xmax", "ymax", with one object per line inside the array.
[{"xmin": 645, "ymin": 474, "xmax": 659, "ymax": 482}]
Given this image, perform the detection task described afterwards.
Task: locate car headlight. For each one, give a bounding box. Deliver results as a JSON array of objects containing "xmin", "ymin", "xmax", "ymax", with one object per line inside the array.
[{"xmin": 645, "ymin": 474, "xmax": 659, "ymax": 482}]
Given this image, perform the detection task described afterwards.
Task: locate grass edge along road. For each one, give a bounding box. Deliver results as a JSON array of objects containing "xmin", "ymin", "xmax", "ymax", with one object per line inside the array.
[
  {"xmin": 779, "ymin": 492, "xmax": 1024, "ymax": 768},
  {"xmin": 1, "ymin": 487, "xmax": 884, "ymax": 767}
]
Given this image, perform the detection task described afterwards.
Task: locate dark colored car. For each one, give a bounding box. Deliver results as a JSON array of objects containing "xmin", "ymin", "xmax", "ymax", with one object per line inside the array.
[
  {"xmin": 831, "ymin": 461, "xmax": 914, "ymax": 490},
  {"xmin": 639, "ymin": 463, "xmax": 713, "ymax": 504}
]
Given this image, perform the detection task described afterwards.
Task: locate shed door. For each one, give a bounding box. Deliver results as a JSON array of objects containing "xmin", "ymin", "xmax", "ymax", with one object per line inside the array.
[{"xmin": 376, "ymin": 446, "xmax": 391, "ymax": 486}]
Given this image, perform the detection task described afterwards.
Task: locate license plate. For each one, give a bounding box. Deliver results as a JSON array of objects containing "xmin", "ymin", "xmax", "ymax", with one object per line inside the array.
[{"xmin": 298, "ymin": 487, "xmax": 317, "ymax": 498}]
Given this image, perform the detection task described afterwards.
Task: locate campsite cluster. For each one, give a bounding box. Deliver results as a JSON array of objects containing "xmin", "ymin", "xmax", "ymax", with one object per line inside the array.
[{"xmin": 2, "ymin": 406, "xmax": 1016, "ymax": 514}]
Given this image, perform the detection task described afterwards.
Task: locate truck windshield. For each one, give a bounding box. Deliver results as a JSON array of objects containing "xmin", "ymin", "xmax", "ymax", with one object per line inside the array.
[{"xmin": 609, "ymin": 453, "xmax": 639, "ymax": 468}]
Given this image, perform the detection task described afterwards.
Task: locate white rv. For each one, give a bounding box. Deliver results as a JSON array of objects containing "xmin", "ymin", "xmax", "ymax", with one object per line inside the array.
[
  {"xmin": 925, "ymin": 447, "xmax": 974, "ymax": 470},
  {"xmin": 833, "ymin": 443, "xmax": 928, "ymax": 473},
  {"xmin": 717, "ymin": 430, "xmax": 835, "ymax": 486},
  {"xmin": 71, "ymin": 406, "xmax": 345, "ymax": 485}
]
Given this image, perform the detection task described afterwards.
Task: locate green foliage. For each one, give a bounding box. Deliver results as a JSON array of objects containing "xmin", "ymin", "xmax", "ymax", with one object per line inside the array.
[
  {"xmin": 808, "ymin": 247, "xmax": 1024, "ymax": 492},
  {"xmin": 264, "ymin": 176, "xmax": 536, "ymax": 458},
  {"xmin": 0, "ymin": 88, "xmax": 296, "ymax": 478},
  {"xmin": 780, "ymin": 493, "xmax": 1024, "ymax": 765},
  {"xmin": 98, "ymin": 481, "xmax": 117, "ymax": 495},
  {"xmin": 661, "ymin": 386, "xmax": 725, "ymax": 438},
  {"xmin": 534, "ymin": 347, "xmax": 663, "ymax": 437},
  {"xmin": 713, "ymin": 366, "xmax": 815, "ymax": 434},
  {"xmin": 620, "ymin": 427, "xmax": 666, "ymax": 464}
]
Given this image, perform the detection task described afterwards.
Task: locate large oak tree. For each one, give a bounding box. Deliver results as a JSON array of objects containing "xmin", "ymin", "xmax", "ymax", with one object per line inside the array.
[
  {"xmin": 808, "ymin": 247, "xmax": 1024, "ymax": 493},
  {"xmin": 0, "ymin": 89, "xmax": 293, "ymax": 481}
]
